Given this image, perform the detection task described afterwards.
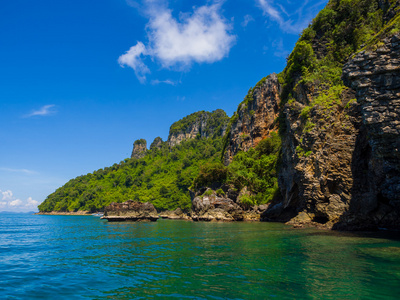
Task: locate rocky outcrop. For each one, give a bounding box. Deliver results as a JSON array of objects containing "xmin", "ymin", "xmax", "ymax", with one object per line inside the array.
[
  {"xmin": 131, "ymin": 139, "xmax": 147, "ymax": 159},
  {"xmin": 150, "ymin": 137, "xmax": 164, "ymax": 150},
  {"xmin": 191, "ymin": 189, "xmax": 244, "ymax": 221},
  {"xmin": 223, "ymin": 74, "xmax": 280, "ymax": 164},
  {"xmin": 168, "ymin": 109, "xmax": 229, "ymax": 147},
  {"xmin": 102, "ymin": 200, "xmax": 158, "ymax": 222},
  {"xmin": 159, "ymin": 208, "xmax": 191, "ymax": 220},
  {"xmin": 338, "ymin": 33, "xmax": 400, "ymax": 230}
]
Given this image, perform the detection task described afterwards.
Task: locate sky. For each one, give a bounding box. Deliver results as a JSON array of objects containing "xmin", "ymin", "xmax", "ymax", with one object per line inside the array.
[{"xmin": 0, "ymin": 0, "xmax": 328, "ymax": 212}]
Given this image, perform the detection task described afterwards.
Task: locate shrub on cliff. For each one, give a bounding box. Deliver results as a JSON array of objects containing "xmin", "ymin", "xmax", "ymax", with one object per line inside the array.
[
  {"xmin": 192, "ymin": 162, "xmax": 228, "ymax": 190},
  {"xmin": 227, "ymin": 133, "xmax": 281, "ymax": 205}
]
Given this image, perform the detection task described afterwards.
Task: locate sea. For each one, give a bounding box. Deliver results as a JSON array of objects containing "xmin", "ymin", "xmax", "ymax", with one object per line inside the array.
[{"xmin": 0, "ymin": 213, "xmax": 399, "ymax": 299}]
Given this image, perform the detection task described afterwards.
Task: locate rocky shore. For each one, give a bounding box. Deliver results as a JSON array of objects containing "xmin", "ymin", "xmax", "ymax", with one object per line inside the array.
[
  {"xmin": 101, "ymin": 200, "xmax": 159, "ymax": 222},
  {"xmin": 36, "ymin": 211, "xmax": 92, "ymax": 215},
  {"xmin": 190, "ymin": 188, "xmax": 268, "ymax": 222},
  {"xmin": 159, "ymin": 208, "xmax": 191, "ymax": 220}
]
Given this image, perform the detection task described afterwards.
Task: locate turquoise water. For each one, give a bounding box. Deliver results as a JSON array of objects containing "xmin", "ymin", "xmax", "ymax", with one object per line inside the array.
[{"xmin": 1, "ymin": 214, "xmax": 400, "ymax": 299}]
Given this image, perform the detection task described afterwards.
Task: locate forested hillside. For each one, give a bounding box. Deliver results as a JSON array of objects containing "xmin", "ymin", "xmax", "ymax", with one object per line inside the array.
[{"xmin": 39, "ymin": 110, "xmax": 230, "ymax": 212}]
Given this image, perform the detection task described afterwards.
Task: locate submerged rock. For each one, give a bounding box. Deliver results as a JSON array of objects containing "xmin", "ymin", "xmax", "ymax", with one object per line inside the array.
[{"xmin": 102, "ymin": 200, "xmax": 158, "ymax": 222}]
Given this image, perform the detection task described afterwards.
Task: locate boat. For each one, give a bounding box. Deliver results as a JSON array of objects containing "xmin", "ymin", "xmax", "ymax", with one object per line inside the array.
[{"xmin": 92, "ymin": 213, "xmax": 104, "ymax": 217}]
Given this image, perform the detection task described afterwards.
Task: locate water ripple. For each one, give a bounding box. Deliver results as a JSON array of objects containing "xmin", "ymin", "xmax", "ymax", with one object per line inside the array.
[{"xmin": 0, "ymin": 215, "xmax": 400, "ymax": 299}]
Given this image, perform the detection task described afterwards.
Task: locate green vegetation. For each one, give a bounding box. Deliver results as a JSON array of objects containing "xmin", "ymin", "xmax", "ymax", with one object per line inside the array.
[
  {"xmin": 296, "ymin": 145, "xmax": 312, "ymax": 158},
  {"xmin": 38, "ymin": 136, "xmax": 225, "ymax": 212},
  {"xmin": 134, "ymin": 139, "xmax": 146, "ymax": 146},
  {"xmin": 227, "ymin": 132, "xmax": 282, "ymax": 205},
  {"xmin": 278, "ymin": 0, "xmax": 397, "ymax": 151},
  {"xmin": 39, "ymin": 109, "xmax": 231, "ymax": 213},
  {"xmin": 281, "ymin": 0, "xmax": 390, "ymax": 106},
  {"xmin": 169, "ymin": 109, "xmax": 229, "ymax": 138},
  {"xmin": 195, "ymin": 132, "xmax": 282, "ymax": 206}
]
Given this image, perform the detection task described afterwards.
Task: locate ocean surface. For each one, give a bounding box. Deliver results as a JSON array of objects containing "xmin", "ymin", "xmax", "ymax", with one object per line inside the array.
[{"xmin": 1, "ymin": 213, "xmax": 400, "ymax": 299}]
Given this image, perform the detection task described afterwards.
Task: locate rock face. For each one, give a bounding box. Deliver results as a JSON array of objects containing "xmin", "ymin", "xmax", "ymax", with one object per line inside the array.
[
  {"xmin": 339, "ymin": 34, "xmax": 400, "ymax": 229},
  {"xmin": 168, "ymin": 109, "xmax": 229, "ymax": 147},
  {"xmin": 159, "ymin": 208, "xmax": 191, "ymax": 220},
  {"xmin": 150, "ymin": 137, "xmax": 164, "ymax": 150},
  {"xmin": 262, "ymin": 78, "xmax": 362, "ymax": 228},
  {"xmin": 191, "ymin": 189, "xmax": 244, "ymax": 221},
  {"xmin": 131, "ymin": 139, "xmax": 147, "ymax": 159},
  {"xmin": 262, "ymin": 33, "xmax": 400, "ymax": 230},
  {"xmin": 224, "ymin": 74, "xmax": 281, "ymax": 164},
  {"xmin": 102, "ymin": 200, "xmax": 158, "ymax": 222}
]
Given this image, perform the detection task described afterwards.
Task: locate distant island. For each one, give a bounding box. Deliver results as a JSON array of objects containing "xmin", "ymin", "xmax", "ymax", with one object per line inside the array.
[
  {"xmin": 0, "ymin": 211, "xmax": 38, "ymax": 215},
  {"xmin": 38, "ymin": 0, "xmax": 400, "ymax": 231}
]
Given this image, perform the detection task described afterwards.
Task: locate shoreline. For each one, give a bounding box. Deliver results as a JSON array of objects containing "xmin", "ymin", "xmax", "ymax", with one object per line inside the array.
[
  {"xmin": 35, "ymin": 211, "xmax": 92, "ymax": 216},
  {"xmin": 33, "ymin": 211, "xmax": 400, "ymax": 231}
]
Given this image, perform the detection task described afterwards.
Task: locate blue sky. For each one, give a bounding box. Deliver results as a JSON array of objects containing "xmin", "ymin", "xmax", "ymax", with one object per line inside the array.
[{"xmin": 0, "ymin": 0, "xmax": 328, "ymax": 212}]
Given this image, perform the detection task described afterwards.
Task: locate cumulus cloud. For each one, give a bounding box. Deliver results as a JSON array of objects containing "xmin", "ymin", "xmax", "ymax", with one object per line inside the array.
[
  {"xmin": 257, "ymin": 0, "xmax": 326, "ymax": 34},
  {"xmin": 118, "ymin": 42, "xmax": 149, "ymax": 83},
  {"xmin": 0, "ymin": 189, "xmax": 38, "ymax": 212},
  {"xmin": 24, "ymin": 104, "xmax": 57, "ymax": 118},
  {"xmin": 9, "ymin": 199, "xmax": 23, "ymax": 207},
  {"xmin": 26, "ymin": 197, "xmax": 39, "ymax": 207},
  {"xmin": 119, "ymin": 1, "xmax": 236, "ymax": 82},
  {"xmin": 1, "ymin": 190, "xmax": 13, "ymax": 201}
]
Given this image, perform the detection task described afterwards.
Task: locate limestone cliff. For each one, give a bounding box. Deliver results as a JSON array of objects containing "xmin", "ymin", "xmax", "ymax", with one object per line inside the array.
[
  {"xmin": 223, "ymin": 74, "xmax": 281, "ymax": 164},
  {"xmin": 150, "ymin": 137, "xmax": 164, "ymax": 150},
  {"xmin": 167, "ymin": 109, "xmax": 229, "ymax": 147},
  {"xmin": 338, "ymin": 33, "xmax": 400, "ymax": 229},
  {"xmin": 131, "ymin": 139, "xmax": 147, "ymax": 159},
  {"xmin": 264, "ymin": 75, "xmax": 362, "ymax": 227},
  {"xmin": 211, "ymin": 0, "xmax": 399, "ymax": 229}
]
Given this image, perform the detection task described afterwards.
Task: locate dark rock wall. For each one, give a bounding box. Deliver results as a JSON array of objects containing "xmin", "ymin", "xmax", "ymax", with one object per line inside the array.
[
  {"xmin": 340, "ymin": 34, "xmax": 400, "ymax": 229},
  {"xmin": 262, "ymin": 33, "xmax": 400, "ymax": 229},
  {"xmin": 267, "ymin": 81, "xmax": 362, "ymax": 227}
]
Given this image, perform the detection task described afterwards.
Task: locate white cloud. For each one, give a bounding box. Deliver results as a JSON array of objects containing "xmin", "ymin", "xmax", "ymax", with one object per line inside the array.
[
  {"xmin": 118, "ymin": 42, "xmax": 149, "ymax": 84},
  {"xmin": 119, "ymin": 1, "xmax": 236, "ymax": 83},
  {"xmin": 150, "ymin": 79, "xmax": 179, "ymax": 85},
  {"xmin": 241, "ymin": 14, "xmax": 255, "ymax": 27},
  {"xmin": 10, "ymin": 199, "xmax": 22, "ymax": 207},
  {"xmin": 258, "ymin": 0, "xmax": 284, "ymax": 24},
  {"xmin": 1, "ymin": 190, "xmax": 13, "ymax": 201},
  {"xmin": 0, "ymin": 167, "xmax": 38, "ymax": 175},
  {"xmin": 26, "ymin": 197, "xmax": 39, "ymax": 207},
  {"xmin": 24, "ymin": 104, "xmax": 57, "ymax": 118},
  {"xmin": 257, "ymin": 0, "xmax": 326, "ymax": 34},
  {"xmin": 0, "ymin": 189, "xmax": 38, "ymax": 212}
]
